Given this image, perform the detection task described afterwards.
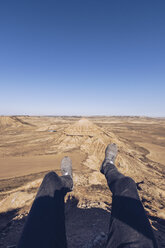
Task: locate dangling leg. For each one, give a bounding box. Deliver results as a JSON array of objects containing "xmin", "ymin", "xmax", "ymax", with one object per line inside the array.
[
  {"xmin": 17, "ymin": 157, "xmax": 73, "ymax": 248},
  {"xmin": 100, "ymin": 144, "xmax": 158, "ymax": 248}
]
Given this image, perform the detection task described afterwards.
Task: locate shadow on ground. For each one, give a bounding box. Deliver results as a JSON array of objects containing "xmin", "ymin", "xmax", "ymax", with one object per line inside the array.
[
  {"xmin": 0, "ymin": 197, "xmax": 110, "ymax": 248},
  {"xmin": 0, "ymin": 197, "xmax": 164, "ymax": 248}
]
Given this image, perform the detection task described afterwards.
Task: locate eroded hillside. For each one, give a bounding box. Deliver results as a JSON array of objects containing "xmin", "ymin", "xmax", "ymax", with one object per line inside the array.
[{"xmin": 0, "ymin": 116, "xmax": 165, "ymax": 247}]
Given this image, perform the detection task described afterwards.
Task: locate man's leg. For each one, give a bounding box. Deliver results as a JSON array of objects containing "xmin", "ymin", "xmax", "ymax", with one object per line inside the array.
[
  {"xmin": 101, "ymin": 144, "xmax": 158, "ymax": 248},
  {"xmin": 17, "ymin": 157, "xmax": 73, "ymax": 248}
]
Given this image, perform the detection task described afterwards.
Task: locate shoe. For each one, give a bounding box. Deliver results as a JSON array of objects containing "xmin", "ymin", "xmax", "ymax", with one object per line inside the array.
[
  {"xmin": 61, "ymin": 156, "xmax": 73, "ymax": 179},
  {"xmin": 100, "ymin": 143, "xmax": 118, "ymax": 174}
]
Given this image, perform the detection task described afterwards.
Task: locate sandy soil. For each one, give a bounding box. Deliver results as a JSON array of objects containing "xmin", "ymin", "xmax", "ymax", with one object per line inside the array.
[
  {"xmin": 0, "ymin": 116, "xmax": 165, "ymax": 247},
  {"xmin": 136, "ymin": 142, "xmax": 165, "ymax": 165},
  {"xmin": 0, "ymin": 151, "xmax": 86, "ymax": 179}
]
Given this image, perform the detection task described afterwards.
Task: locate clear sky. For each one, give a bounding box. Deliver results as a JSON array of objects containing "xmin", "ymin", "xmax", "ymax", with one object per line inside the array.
[{"xmin": 0, "ymin": 0, "xmax": 165, "ymax": 116}]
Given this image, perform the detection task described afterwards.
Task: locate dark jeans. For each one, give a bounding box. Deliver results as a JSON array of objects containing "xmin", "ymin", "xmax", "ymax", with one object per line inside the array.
[
  {"xmin": 17, "ymin": 172, "xmax": 72, "ymax": 248},
  {"xmin": 102, "ymin": 159, "xmax": 158, "ymax": 248},
  {"xmin": 17, "ymin": 162, "xmax": 158, "ymax": 248}
]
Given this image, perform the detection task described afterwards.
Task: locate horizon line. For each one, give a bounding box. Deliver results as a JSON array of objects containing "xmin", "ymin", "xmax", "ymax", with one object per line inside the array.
[{"xmin": 0, "ymin": 115, "xmax": 165, "ymax": 119}]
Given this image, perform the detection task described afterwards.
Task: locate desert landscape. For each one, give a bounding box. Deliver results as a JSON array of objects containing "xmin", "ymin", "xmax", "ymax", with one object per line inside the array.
[{"xmin": 0, "ymin": 116, "xmax": 165, "ymax": 247}]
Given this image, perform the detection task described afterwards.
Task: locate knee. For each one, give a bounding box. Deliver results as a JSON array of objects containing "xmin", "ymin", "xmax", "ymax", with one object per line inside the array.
[
  {"xmin": 36, "ymin": 171, "xmax": 63, "ymax": 198},
  {"xmin": 42, "ymin": 171, "xmax": 64, "ymax": 190},
  {"xmin": 122, "ymin": 176, "xmax": 136, "ymax": 185},
  {"xmin": 43, "ymin": 171, "xmax": 60, "ymax": 183},
  {"xmin": 116, "ymin": 176, "xmax": 137, "ymax": 193},
  {"xmin": 120, "ymin": 176, "xmax": 136, "ymax": 188}
]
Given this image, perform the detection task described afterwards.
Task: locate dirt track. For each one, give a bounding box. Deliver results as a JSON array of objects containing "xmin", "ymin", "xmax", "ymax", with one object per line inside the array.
[{"xmin": 0, "ymin": 116, "xmax": 165, "ymax": 247}]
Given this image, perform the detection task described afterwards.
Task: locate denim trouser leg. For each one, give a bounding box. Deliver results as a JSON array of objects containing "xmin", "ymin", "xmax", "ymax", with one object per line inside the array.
[
  {"xmin": 102, "ymin": 160, "xmax": 158, "ymax": 248},
  {"xmin": 17, "ymin": 171, "xmax": 73, "ymax": 248}
]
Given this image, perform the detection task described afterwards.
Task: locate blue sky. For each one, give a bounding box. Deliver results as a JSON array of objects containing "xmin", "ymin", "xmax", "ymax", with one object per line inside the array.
[{"xmin": 0, "ymin": 0, "xmax": 165, "ymax": 116}]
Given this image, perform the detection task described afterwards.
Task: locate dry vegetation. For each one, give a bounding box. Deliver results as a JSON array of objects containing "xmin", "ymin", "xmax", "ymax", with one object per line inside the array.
[{"xmin": 0, "ymin": 116, "xmax": 165, "ymax": 247}]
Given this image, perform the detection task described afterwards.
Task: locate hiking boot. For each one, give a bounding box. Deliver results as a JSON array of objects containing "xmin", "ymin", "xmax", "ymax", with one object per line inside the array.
[
  {"xmin": 61, "ymin": 156, "xmax": 73, "ymax": 179},
  {"xmin": 100, "ymin": 143, "xmax": 118, "ymax": 174}
]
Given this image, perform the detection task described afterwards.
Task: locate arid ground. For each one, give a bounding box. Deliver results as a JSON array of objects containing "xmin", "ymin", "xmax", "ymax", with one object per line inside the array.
[{"xmin": 0, "ymin": 116, "xmax": 165, "ymax": 247}]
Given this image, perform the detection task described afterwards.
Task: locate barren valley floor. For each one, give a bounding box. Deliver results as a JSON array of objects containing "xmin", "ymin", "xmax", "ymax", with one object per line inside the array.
[{"xmin": 0, "ymin": 116, "xmax": 165, "ymax": 247}]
